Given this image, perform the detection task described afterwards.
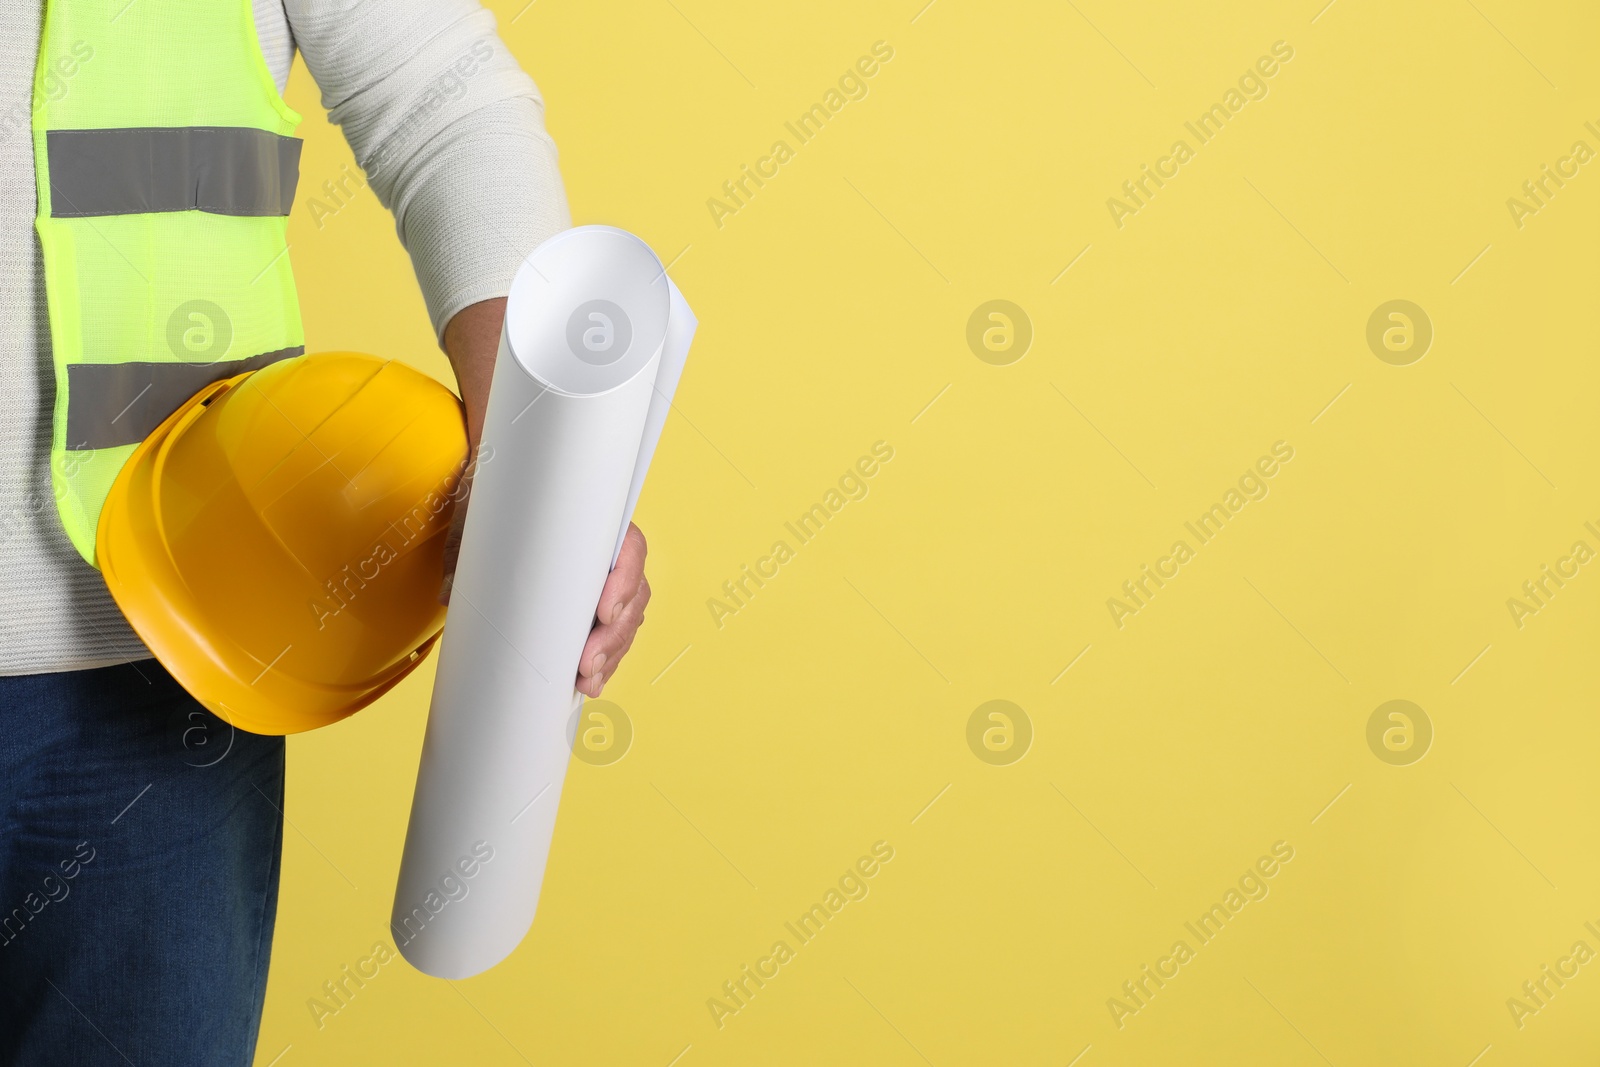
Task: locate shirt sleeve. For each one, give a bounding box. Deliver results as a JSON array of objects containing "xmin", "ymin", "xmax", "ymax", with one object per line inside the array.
[{"xmin": 284, "ymin": 0, "xmax": 571, "ymax": 339}]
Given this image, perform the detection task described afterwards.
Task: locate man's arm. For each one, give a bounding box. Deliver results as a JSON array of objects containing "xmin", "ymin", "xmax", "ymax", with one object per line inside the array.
[
  {"xmin": 441, "ymin": 298, "xmax": 651, "ymax": 698},
  {"xmin": 287, "ymin": 0, "xmax": 569, "ymax": 337},
  {"xmin": 289, "ymin": 1, "xmax": 649, "ymax": 694}
]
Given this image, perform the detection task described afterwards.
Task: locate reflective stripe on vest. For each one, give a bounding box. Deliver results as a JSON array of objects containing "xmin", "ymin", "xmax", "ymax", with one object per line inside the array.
[
  {"xmin": 66, "ymin": 347, "xmax": 305, "ymax": 450},
  {"xmin": 47, "ymin": 127, "xmax": 303, "ymax": 218},
  {"xmin": 35, "ymin": 0, "xmax": 306, "ymax": 566}
]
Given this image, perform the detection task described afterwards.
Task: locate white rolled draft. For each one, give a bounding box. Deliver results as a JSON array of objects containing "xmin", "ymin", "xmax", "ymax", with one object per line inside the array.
[{"xmin": 392, "ymin": 226, "xmax": 695, "ymax": 978}]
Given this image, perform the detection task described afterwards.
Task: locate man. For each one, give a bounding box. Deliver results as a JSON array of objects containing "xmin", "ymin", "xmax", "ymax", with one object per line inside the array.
[{"xmin": 0, "ymin": 1, "xmax": 649, "ymax": 1062}]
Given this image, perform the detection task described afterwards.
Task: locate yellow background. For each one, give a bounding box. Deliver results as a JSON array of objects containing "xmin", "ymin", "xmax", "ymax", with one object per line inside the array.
[{"xmin": 261, "ymin": 1, "xmax": 1600, "ymax": 1064}]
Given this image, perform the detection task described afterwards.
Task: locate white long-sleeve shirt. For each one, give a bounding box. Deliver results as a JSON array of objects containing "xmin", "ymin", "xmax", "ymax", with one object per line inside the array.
[{"xmin": 0, "ymin": 0, "xmax": 570, "ymax": 674}]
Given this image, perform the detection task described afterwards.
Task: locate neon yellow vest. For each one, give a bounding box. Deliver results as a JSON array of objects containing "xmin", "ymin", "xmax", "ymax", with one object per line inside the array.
[{"xmin": 34, "ymin": 0, "xmax": 305, "ymax": 565}]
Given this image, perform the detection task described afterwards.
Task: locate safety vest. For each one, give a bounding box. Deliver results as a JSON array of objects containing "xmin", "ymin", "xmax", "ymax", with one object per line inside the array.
[{"xmin": 33, "ymin": 0, "xmax": 305, "ymax": 565}]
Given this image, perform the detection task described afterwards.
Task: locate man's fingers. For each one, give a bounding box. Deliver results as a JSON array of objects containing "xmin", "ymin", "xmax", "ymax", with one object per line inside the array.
[
  {"xmin": 601, "ymin": 525, "xmax": 648, "ymax": 624},
  {"xmin": 575, "ymin": 524, "xmax": 650, "ymax": 697},
  {"xmin": 579, "ymin": 578, "xmax": 647, "ymax": 679},
  {"xmin": 593, "ymin": 620, "xmax": 641, "ymax": 678},
  {"xmin": 577, "ymin": 617, "xmax": 642, "ymax": 699},
  {"xmin": 436, "ymin": 506, "xmax": 468, "ymax": 606},
  {"xmin": 435, "ymin": 444, "xmax": 488, "ymax": 606},
  {"xmin": 578, "ymin": 626, "xmax": 639, "ymax": 698}
]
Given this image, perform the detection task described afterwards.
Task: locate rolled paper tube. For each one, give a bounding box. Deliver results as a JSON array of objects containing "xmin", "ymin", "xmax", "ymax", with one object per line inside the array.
[{"xmin": 392, "ymin": 226, "xmax": 695, "ymax": 978}]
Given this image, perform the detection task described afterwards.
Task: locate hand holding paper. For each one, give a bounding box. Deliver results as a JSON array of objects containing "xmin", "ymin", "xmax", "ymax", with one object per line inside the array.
[{"xmin": 392, "ymin": 226, "xmax": 695, "ymax": 978}]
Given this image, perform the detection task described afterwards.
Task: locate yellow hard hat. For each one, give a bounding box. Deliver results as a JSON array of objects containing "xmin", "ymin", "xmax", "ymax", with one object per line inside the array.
[{"xmin": 97, "ymin": 352, "xmax": 467, "ymax": 735}]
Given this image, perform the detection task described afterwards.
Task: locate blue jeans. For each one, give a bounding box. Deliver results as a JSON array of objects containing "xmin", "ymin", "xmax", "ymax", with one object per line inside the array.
[{"xmin": 0, "ymin": 661, "xmax": 285, "ymax": 1066}]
